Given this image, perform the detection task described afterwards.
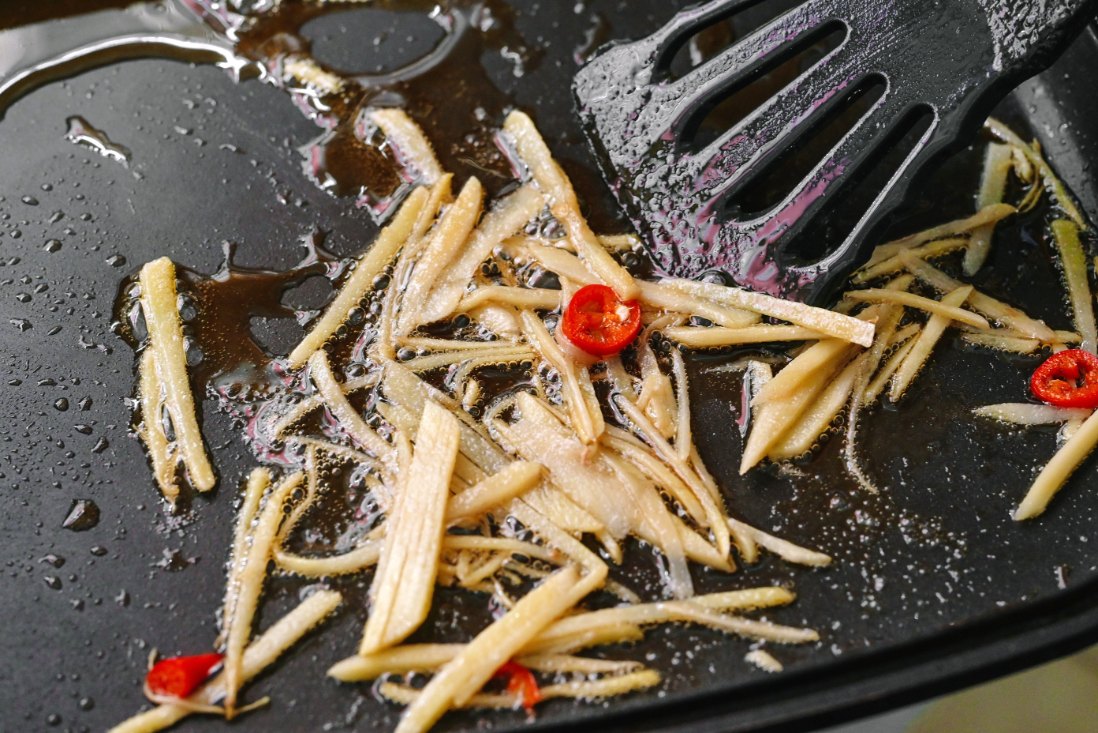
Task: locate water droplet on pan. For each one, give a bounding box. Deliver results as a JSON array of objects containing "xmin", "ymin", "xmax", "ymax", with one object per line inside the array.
[{"xmin": 62, "ymin": 499, "xmax": 100, "ymax": 531}]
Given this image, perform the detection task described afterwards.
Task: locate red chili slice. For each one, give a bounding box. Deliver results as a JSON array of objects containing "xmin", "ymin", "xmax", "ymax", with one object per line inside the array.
[
  {"xmin": 494, "ymin": 660, "xmax": 542, "ymax": 712},
  {"xmin": 145, "ymin": 653, "xmax": 223, "ymax": 699},
  {"xmin": 1030, "ymin": 348, "xmax": 1098, "ymax": 408},
  {"xmin": 560, "ymin": 284, "xmax": 642, "ymax": 357}
]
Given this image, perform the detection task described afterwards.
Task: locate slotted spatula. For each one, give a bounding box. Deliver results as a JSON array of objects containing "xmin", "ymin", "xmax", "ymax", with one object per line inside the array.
[{"xmin": 574, "ymin": 0, "xmax": 1098, "ymax": 303}]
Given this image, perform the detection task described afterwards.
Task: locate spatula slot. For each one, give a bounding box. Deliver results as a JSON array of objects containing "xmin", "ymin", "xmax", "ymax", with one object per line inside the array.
[
  {"xmin": 724, "ymin": 73, "xmax": 886, "ymax": 217},
  {"xmin": 660, "ymin": 0, "xmax": 804, "ymax": 81},
  {"xmin": 676, "ymin": 21, "xmax": 847, "ymax": 154},
  {"xmin": 783, "ymin": 103, "xmax": 935, "ymax": 265}
]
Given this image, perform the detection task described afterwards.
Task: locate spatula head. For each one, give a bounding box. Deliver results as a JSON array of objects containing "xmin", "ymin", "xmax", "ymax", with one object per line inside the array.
[{"xmin": 574, "ymin": 0, "xmax": 1097, "ymax": 303}]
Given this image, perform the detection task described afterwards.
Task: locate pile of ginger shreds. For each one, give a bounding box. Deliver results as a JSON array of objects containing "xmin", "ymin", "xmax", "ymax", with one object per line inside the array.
[{"xmin": 114, "ymin": 110, "xmax": 1091, "ymax": 733}]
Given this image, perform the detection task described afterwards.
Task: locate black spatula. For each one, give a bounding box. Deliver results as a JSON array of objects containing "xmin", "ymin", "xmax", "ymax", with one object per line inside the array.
[{"xmin": 574, "ymin": 0, "xmax": 1098, "ymax": 303}]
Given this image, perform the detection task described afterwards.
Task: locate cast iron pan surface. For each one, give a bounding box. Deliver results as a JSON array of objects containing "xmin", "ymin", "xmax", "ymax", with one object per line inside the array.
[{"xmin": 1, "ymin": 3, "xmax": 1098, "ymax": 732}]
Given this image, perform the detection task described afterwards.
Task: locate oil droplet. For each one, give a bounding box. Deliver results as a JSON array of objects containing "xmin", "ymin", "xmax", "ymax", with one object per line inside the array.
[
  {"xmin": 21, "ymin": 195, "xmax": 39, "ymax": 206},
  {"xmin": 65, "ymin": 116, "xmax": 132, "ymax": 166},
  {"xmin": 79, "ymin": 697, "xmax": 94, "ymax": 711},
  {"xmin": 43, "ymin": 239, "xmax": 62, "ymax": 253},
  {"xmin": 9, "ymin": 318, "xmax": 31, "ymax": 331},
  {"xmin": 62, "ymin": 499, "xmax": 100, "ymax": 531},
  {"xmin": 105, "ymin": 254, "xmax": 126, "ymax": 267},
  {"xmin": 90, "ymin": 545, "xmax": 107, "ymax": 557},
  {"xmin": 39, "ymin": 553, "xmax": 66, "ymax": 568},
  {"xmin": 54, "ymin": 398, "xmax": 70, "ymax": 411},
  {"xmin": 43, "ymin": 575, "xmax": 62, "ymax": 590}
]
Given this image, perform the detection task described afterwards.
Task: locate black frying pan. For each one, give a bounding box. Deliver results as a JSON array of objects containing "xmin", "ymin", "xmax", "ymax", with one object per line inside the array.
[{"xmin": 1, "ymin": 3, "xmax": 1097, "ymax": 732}]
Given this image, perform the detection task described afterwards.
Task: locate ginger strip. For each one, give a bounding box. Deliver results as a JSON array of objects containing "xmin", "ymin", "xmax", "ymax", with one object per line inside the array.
[
  {"xmin": 275, "ymin": 540, "xmax": 382, "ymax": 577},
  {"xmin": 637, "ymin": 280, "xmax": 760, "ymax": 328},
  {"xmin": 398, "ymin": 336, "xmax": 521, "ymax": 351},
  {"xmin": 527, "ymin": 593, "xmax": 811, "ymax": 654},
  {"xmin": 289, "ymin": 186, "xmax": 427, "ymax": 367},
  {"xmin": 447, "ymin": 461, "xmax": 542, "ymax": 521},
  {"xmin": 899, "ymin": 250, "xmax": 1056, "ymax": 341},
  {"xmin": 602, "ymin": 432, "xmax": 706, "ymax": 523},
  {"xmin": 461, "ymin": 285, "xmax": 562, "ymax": 312},
  {"xmin": 753, "ymin": 339, "xmax": 856, "ymax": 407},
  {"xmin": 270, "ymin": 373, "xmax": 378, "ymax": 439},
  {"xmin": 222, "ymin": 472, "xmax": 303, "ymax": 714},
  {"xmin": 371, "ymin": 108, "xmax": 443, "ymax": 185},
  {"xmin": 420, "ymin": 185, "xmax": 544, "ymax": 324},
  {"xmin": 329, "ymin": 643, "xmax": 464, "ymax": 680},
  {"xmin": 665, "ymin": 278, "xmax": 874, "ymax": 347},
  {"xmin": 670, "ymin": 348, "xmax": 692, "ymax": 462},
  {"xmin": 845, "ymin": 289, "xmax": 989, "ymax": 330},
  {"xmin": 277, "ymin": 534, "xmax": 554, "ymax": 580},
  {"xmin": 974, "ymin": 403, "xmax": 1092, "ymax": 425},
  {"xmin": 283, "ymin": 56, "xmax": 344, "ymax": 94},
  {"xmin": 139, "ymin": 257, "xmax": 216, "ymax": 491},
  {"xmin": 392, "ymin": 564, "xmax": 604, "ymax": 733},
  {"xmin": 518, "ymin": 242, "xmax": 597, "ymax": 284},
  {"xmin": 889, "ymin": 286, "xmax": 972, "ymax": 402},
  {"xmin": 985, "ymin": 117, "xmax": 1087, "ymax": 229},
  {"xmin": 469, "ymin": 303, "xmax": 522, "ymax": 339},
  {"xmin": 612, "ymin": 397, "xmax": 732, "ymax": 561},
  {"xmin": 1051, "ymin": 219, "xmax": 1097, "ymax": 352},
  {"xmin": 863, "ymin": 335, "xmax": 918, "ymax": 404},
  {"xmin": 598, "ymin": 233, "xmax": 640, "ymax": 252},
  {"xmin": 961, "ymin": 332, "xmax": 1042, "ymax": 354},
  {"xmin": 361, "ymin": 401, "xmax": 460, "ymax": 654},
  {"xmin": 871, "ymin": 203, "xmax": 1016, "ymax": 260},
  {"xmin": 332, "ymin": 589, "xmax": 792, "ymax": 682},
  {"xmin": 517, "ymin": 654, "xmax": 643, "ymax": 675},
  {"xmin": 965, "ymin": 142, "xmax": 1014, "ymax": 274},
  {"xmin": 310, "ymin": 350, "xmax": 394, "ymax": 462},
  {"xmin": 219, "ymin": 468, "xmax": 271, "ymax": 646},
  {"xmin": 769, "ymin": 354, "xmax": 862, "ymax": 460},
  {"xmin": 520, "ymin": 312, "xmax": 604, "ymax": 445},
  {"xmin": 110, "ymin": 590, "xmax": 341, "ymax": 733},
  {"xmin": 522, "ymin": 244, "xmax": 759, "ymax": 327},
  {"xmin": 665, "ymin": 324, "xmax": 822, "ymax": 348},
  {"xmin": 1015, "ymin": 408, "xmax": 1098, "ymax": 520},
  {"xmin": 603, "ymin": 452, "xmax": 694, "ymax": 598},
  {"xmin": 726, "ymin": 518, "xmax": 832, "ymax": 567},
  {"xmin": 380, "ymin": 670, "xmax": 661, "ymax": 710},
  {"xmin": 137, "ymin": 349, "xmax": 178, "ymax": 502},
  {"xmin": 503, "ymin": 111, "xmax": 638, "ymax": 300},
  {"xmin": 398, "ymin": 177, "xmax": 484, "ymax": 333},
  {"xmin": 400, "ymin": 346, "xmax": 533, "ymax": 372},
  {"xmin": 501, "ymin": 394, "xmax": 634, "ymax": 538},
  {"xmin": 853, "ymin": 237, "xmax": 967, "ymax": 284},
  {"xmin": 740, "ymin": 350, "xmax": 848, "ymax": 473}
]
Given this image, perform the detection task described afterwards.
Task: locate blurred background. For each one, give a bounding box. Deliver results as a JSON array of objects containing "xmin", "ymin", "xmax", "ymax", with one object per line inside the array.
[{"xmin": 824, "ymin": 644, "xmax": 1098, "ymax": 733}]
